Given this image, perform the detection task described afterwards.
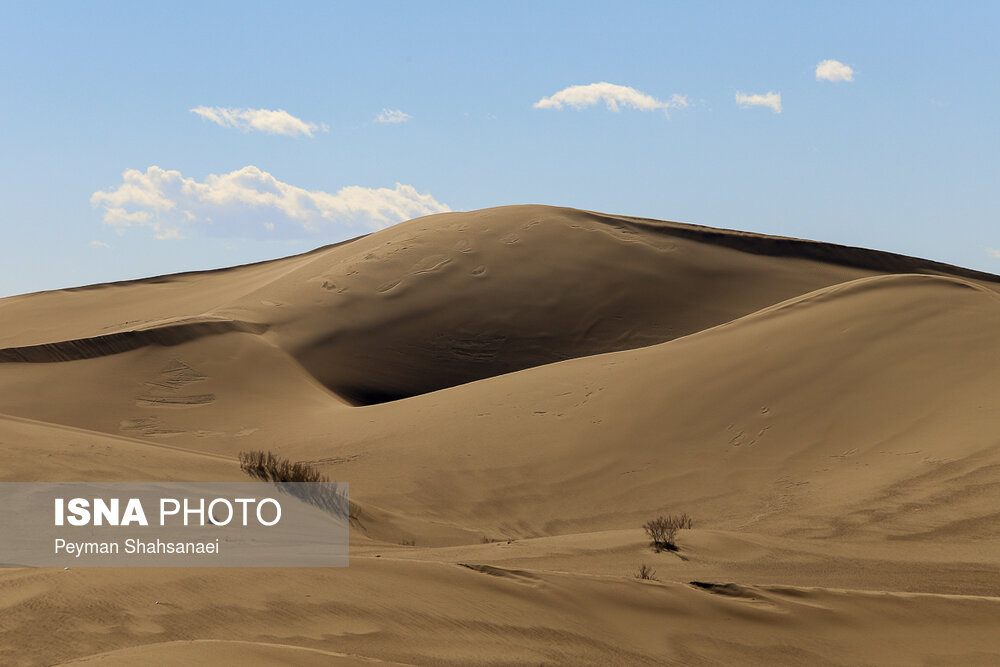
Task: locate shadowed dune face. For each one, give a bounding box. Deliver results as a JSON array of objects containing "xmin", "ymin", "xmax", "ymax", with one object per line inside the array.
[
  {"xmin": 261, "ymin": 206, "xmax": 884, "ymax": 403},
  {"xmin": 176, "ymin": 205, "xmax": 999, "ymax": 405},
  {"xmin": 3, "ymin": 205, "xmax": 1000, "ymax": 665}
]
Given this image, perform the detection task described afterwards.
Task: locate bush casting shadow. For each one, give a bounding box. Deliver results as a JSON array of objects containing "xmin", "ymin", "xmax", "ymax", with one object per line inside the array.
[{"xmin": 643, "ymin": 513, "xmax": 692, "ymax": 552}]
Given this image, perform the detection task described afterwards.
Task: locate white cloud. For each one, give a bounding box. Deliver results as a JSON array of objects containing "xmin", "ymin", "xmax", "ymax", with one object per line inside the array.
[
  {"xmin": 190, "ymin": 107, "xmax": 326, "ymax": 137},
  {"xmin": 376, "ymin": 108, "xmax": 411, "ymax": 124},
  {"xmin": 534, "ymin": 82, "xmax": 689, "ymax": 116},
  {"xmin": 815, "ymin": 59, "xmax": 854, "ymax": 83},
  {"xmin": 735, "ymin": 91, "xmax": 782, "ymax": 113},
  {"xmin": 987, "ymin": 248, "xmax": 1000, "ymax": 259},
  {"xmin": 88, "ymin": 240, "xmax": 111, "ymax": 248},
  {"xmin": 91, "ymin": 166, "xmax": 450, "ymax": 240}
]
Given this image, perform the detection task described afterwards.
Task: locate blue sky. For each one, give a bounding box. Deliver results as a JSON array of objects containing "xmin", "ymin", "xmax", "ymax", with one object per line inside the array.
[{"xmin": 1, "ymin": 1, "xmax": 998, "ymax": 297}]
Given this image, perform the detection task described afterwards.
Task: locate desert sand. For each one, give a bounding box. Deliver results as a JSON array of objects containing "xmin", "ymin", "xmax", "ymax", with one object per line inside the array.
[{"xmin": 2, "ymin": 205, "xmax": 1000, "ymax": 665}]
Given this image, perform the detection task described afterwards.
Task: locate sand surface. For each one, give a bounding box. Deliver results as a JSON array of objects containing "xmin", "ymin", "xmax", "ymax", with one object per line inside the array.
[{"xmin": 2, "ymin": 205, "xmax": 999, "ymax": 665}]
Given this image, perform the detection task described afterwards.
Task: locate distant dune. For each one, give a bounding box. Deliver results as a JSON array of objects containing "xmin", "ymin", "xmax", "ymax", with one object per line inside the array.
[{"xmin": 3, "ymin": 205, "xmax": 1000, "ymax": 665}]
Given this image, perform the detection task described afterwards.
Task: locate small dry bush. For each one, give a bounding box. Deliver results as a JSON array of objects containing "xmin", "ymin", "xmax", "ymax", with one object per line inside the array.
[
  {"xmin": 634, "ymin": 563, "xmax": 657, "ymax": 580},
  {"xmin": 238, "ymin": 450, "xmax": 349, "ymax": 517},
  {"xmin": 643, "ymin": 513, "xmax": 693, "ymax": 552},
  {"xmin": 239, "ymin": 450, "xmax": 328, "ymax": 483}
]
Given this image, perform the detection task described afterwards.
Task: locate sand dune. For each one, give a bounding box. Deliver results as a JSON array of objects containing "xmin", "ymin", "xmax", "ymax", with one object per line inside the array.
[
  {"xmin": 57, "ymin": 639, "xmax": 408, "ymax": 666},
  {"xmin": 6, "ymin": 206, "xmax": 994, "ymax": 402},
  {"xmin": 2, "ymin": 205, "xmax": 999, "ymax": 664},
  {"xmin": 7, "ymin": 559, "xmax": 1000, "ymax": 666}
]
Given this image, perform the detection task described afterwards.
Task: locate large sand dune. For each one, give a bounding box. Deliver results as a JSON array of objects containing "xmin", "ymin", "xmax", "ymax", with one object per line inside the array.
[{"xmin": 2, "ymin": 206, "xmax": 999, "ymax": 665}]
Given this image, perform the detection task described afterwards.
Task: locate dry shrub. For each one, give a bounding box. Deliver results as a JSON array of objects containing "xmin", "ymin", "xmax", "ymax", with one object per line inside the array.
[
  {"xmin": 238, "ymin": 450, "xmax": 350, "ymax": 517},
  {"xmin": 643, "ymin": 513, "xmax": 693, "ymax": 552},
  {"xmin": 238, "ymin": 450, "xmax": 328, "ymax": 483},
  {"xmin": 634, "ymin": 563, "xmax": 657, "ymax": 580}
]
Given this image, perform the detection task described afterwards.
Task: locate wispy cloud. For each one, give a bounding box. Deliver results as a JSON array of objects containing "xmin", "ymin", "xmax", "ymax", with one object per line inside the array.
[
  {"xmin": 534, "ymin": 82, "xmax": 688, "ymax": 116},
  {"xmin": 815, "ymin": 59, "xmax": 854, "ymax": 83},
  {"xmin": 88, "ymin": 240, "xmax": 110, "ymax": 248},
  {"xmin": 91, "ymin": 166, "xmax": 450, "ymax": 240},
  {"xmin": 987, "ymin": 248, "xmax": 1000, "ymax": 259},
  {"xmin": 735, "ymin": 91, "xmax": 782, "ymax": 113},
  {"xmin": 376, "ymin": 108, "xmax": 411, "ymax": 124},
  {"xmin": 190, "ymin": 107, "xmax": 327, "ymax": 137}
]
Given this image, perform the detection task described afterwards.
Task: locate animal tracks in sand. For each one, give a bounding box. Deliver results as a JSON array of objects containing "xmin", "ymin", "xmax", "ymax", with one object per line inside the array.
[
  {"xmin": 123, "ymin": 360, "xmax": 235, "ymax": 438},
  {"xmin": 135, "ymin": 360, "xmax": 215, "ymax": 409}
]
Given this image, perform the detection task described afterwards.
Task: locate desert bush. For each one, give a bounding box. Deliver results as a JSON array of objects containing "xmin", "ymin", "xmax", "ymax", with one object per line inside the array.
[
  {"xmin": 643, "ymin": 513, "xmax": 693, "ymax": 552},
  {"xmin": 634, "ymin": 563, "xmax": 657, "ymax": 580},
  {"xmin": 238, "ymin": 450, "xmax": 329, "ymax": 483},
  {"xmin": 238, "ymin": 450, "xmax": 350, "ymax": 517}
]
